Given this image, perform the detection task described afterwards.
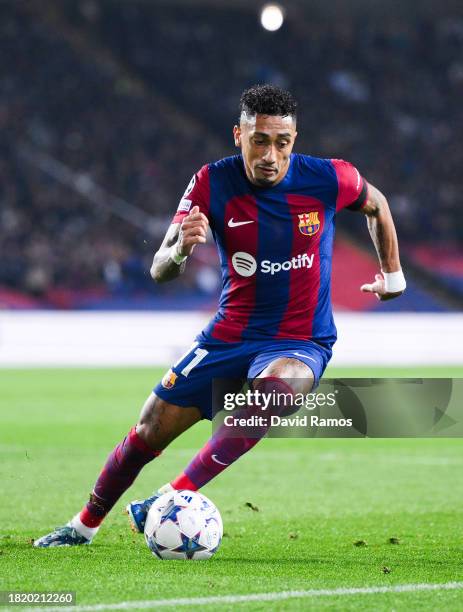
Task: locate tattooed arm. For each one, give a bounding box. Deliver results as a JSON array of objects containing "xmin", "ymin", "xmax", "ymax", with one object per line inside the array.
[{"xmin": 150, "ymin": 206, "xmax": 209, "ymax": 283}]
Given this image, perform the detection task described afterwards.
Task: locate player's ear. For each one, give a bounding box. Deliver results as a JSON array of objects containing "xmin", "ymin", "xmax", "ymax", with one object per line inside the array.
[{"xmin": 233, "ymin": 125, "xmax": 241, "ymax": 148}]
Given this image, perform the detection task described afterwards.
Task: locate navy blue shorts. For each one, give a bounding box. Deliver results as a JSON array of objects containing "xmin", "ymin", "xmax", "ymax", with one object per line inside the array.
[{"xmin": 154, "ymin": 338, "xmax": 332, "ymax": 420}]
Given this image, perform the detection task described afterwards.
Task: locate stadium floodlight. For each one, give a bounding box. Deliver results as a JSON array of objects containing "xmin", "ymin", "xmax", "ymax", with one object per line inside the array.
[{"xmin": 260, "ymin": 4, "xmax": 285, "ymax": 32}]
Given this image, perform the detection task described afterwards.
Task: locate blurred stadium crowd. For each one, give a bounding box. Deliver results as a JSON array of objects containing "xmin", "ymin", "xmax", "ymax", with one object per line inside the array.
[{"xmin": 1, "ymin": 0, "xmax": 462, "ymax": 310}]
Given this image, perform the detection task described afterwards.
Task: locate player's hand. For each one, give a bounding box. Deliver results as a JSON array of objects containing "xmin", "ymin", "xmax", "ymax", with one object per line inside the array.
[
  {"xmin": 360, "ymin": 273, "xmax": 404, "ymax": 301},
  {"xmin": 177, "ymin": 206, "xmax": 209, "ymax": 256}
]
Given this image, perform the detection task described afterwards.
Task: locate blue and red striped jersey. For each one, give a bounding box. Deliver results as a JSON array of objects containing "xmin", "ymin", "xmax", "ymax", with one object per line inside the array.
[{"xmin": 172, "ymin": 153, "xmax": 368, "ymax": 348}]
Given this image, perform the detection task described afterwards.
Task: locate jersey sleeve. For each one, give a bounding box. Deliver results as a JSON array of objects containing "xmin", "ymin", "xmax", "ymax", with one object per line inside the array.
[
  {"xmin": 330, "ymin": 159, "xmax": 368, "ymax": 212},
  {"xmin": 171, "ymin": 164, "xmax": 211, "ymax": 224}
]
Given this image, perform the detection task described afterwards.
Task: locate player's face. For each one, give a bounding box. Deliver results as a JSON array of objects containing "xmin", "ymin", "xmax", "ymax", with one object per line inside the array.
[{"xmin": 234, "ymin": 114, "xmax": 297, "ymax": 187}]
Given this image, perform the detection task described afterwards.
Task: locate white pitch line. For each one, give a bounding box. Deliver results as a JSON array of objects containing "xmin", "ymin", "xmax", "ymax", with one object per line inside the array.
[{"xmin": 18, "ymin": 581, "xmax": 463, "ymax": 612}]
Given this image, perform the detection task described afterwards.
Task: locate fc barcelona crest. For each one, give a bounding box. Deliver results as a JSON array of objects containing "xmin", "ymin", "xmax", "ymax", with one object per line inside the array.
[
  {"xmin": 161, "ymin": 369, "xmax": 178, "ymax": 389},
  {"xmin": 298, "ymin": 212, "xmax": 320, "ymax": 236}
]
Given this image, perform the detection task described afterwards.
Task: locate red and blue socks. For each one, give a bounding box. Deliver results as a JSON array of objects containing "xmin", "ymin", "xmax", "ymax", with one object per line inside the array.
[
  {"xmin": 71, "ymin": 426, "xmax": 160, "ymax": 538},
  {"xmin": 171, "ymin": 377, "xmax": 294, "ymax": 491}
]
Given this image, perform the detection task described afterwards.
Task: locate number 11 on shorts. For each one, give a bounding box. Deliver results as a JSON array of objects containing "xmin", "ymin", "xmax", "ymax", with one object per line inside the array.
[{"xmin": 174, "ymin": 343, "xmax": 209, "ymax": 377}]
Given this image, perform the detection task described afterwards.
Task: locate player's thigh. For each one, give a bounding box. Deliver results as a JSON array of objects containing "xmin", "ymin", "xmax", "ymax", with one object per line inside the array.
[
  {"xmin": 257, "ymin": 357, "xmax": 314, "ymax": 394},
  {"xmin": 136, "ymin": 392, "xmax": 202, "ymax": 451}
]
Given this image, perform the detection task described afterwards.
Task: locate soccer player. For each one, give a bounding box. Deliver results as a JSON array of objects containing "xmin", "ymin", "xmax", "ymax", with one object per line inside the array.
[{"xmin": 34, "ymin": 85, "xmax": 405, "ymax": 547}]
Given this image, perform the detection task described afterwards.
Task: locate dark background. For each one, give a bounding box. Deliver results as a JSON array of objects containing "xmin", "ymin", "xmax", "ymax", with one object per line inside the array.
[{"xmin": 1, "ymin": 0, "xmax": 462, "ymax": 310}]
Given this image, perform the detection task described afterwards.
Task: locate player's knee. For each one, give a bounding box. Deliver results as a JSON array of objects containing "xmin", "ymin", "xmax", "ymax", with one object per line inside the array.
[
  {"xmin": 136, "ymin": 422, "xmax": 168, "ymax": 452},
  {"xmin": 257, "ymin": 358, "xmax": 314, "ymax": 394}
]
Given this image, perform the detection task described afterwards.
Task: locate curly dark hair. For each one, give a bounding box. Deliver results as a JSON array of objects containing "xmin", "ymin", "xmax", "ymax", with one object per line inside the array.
[{"xmin": 240, "ymin": 84, "xmax": 297, "ymax": 119}]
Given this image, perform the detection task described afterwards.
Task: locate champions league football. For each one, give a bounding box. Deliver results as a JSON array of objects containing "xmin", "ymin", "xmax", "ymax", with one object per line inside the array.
[{"xmin": 144, "ymin": 490, "xmax": 223, "ymax": 560}]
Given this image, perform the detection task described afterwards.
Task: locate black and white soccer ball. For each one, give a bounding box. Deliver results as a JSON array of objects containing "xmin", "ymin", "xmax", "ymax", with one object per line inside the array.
[{"xmin": 144, "ymin": 490, "xmax": 223, "ymax": 560}]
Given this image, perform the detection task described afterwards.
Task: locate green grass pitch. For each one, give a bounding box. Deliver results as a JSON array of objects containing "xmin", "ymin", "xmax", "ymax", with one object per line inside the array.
[{"xmin": 1, "ymin": 367, "xmax": 462, "ymax": 611}]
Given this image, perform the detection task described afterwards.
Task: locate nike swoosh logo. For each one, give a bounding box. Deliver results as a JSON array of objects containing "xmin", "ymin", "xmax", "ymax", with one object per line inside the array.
[
  {"xmin": 293, "ymin": 352, "xmax": 317, "ymax": 363},
  {"xmin": 211, "ymin": 454, "xmax": 229, "ymax": 466},
  {"xmin": 228, "ymin": 218, "xmax": 254, "ymax": 228}
]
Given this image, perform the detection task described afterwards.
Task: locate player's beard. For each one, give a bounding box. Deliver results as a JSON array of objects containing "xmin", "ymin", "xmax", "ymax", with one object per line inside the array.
[
  {"xmin": 254, "ymin": 166, "xmax": 279, "ymax": 186},
  {"xmin": 254, "ymin": 176, "xmax": 275, "ymax": 186},
  {"xmin": 253, "ymin": 157, "xmax": 290, "ymax": 187}
]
